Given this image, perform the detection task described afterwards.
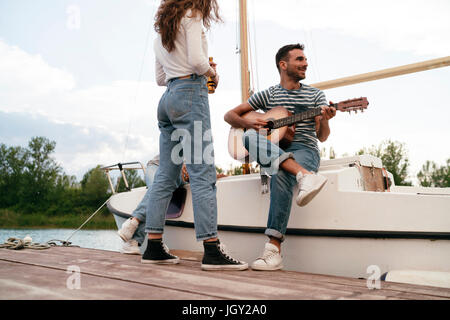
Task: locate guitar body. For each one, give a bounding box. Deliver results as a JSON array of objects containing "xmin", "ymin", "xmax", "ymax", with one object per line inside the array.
[
  {"xmin": 227, "ymin": 97, "xmax": 368, "ymax": 161},
  {"xmin": 227, "ymin": 107, "xmax": 296, "ymax": 161}
]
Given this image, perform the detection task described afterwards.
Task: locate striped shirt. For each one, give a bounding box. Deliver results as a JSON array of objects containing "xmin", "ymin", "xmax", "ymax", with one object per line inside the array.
[{"xmin": 248, "ymin": 83, "xmax": 328, "ymax": 153}]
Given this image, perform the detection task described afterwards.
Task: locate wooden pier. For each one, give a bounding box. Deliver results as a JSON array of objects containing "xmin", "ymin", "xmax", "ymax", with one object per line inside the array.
[{"xmin": 1, "ymin": 246, "xmax": 449, "ymax": 300}]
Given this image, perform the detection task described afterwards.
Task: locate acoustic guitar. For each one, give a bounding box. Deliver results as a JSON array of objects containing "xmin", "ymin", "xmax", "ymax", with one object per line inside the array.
[{"xmin": 227, "ymin": 97, "xmax": 369, "ymax": 161}]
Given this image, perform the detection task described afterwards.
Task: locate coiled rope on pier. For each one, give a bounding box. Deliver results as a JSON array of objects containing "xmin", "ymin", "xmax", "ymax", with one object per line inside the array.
[{"xmin": 0, "ymin": 237, "xmax": 77, "ymax": 250}]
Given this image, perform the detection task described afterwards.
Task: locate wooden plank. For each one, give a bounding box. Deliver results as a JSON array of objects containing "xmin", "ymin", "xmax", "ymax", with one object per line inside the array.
[
  {"xmin": 1, "ymin": 250, "xmax": 352, "ymax": 300},
  {"xmin": 0, "ymin": 260, "xmax": 212, "ymax": 300},
  {"xmin": 0, "ymin": 248, "xmax": 372, "ymax": 300},
  {"xmin": 312, "ymin": 56, "xmax": 450, "ymax": 90},
  {"xmin": 1, "ymin": 247, "xmax": 449, "ymax": 300},
  {"xmin": 4, "ymin": 247, "xmax": 447, "ymax": 300}
]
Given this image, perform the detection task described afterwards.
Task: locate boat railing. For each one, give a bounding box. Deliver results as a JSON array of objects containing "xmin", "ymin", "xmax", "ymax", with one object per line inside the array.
[{"xmin": 101, "ymin": 162, "xmax": 146, "ymax": 194}]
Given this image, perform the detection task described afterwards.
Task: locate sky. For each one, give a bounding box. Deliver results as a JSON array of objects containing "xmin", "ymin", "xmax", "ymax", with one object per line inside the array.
[{"xmin": 0, "ymin": 0, "xmax": 449, "ymax": 184}]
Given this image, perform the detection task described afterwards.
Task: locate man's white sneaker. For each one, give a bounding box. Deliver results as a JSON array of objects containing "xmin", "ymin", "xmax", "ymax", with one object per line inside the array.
[
  {"xmin": 120, "ymin": 239, "xmax": 141, "ymax": 255},
  {"xmin": 251, "ymin": 242, "xmax": 283, "ymax": 271},
  {"xmin": 118, "ymin": 218, "xmax": 139, "ymax": 242},
  {"xmin": 295, "ymin": 172, "xmax": 327, "ymax": 207}
]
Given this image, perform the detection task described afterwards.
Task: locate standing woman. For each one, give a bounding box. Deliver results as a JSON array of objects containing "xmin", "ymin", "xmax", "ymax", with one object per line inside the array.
[{"xmin": 142, "ymin": 0, "xmax": 248, "ymax": 271}]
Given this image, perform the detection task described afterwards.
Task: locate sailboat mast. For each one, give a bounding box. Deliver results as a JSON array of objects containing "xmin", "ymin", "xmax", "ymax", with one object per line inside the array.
[
  {"xmin": 239, "ymin": 0, "xmax": 251, "ymax": 103},
  {"xmin": 238, "ymin": 0, "xmax": 251, "ymax": 174}
]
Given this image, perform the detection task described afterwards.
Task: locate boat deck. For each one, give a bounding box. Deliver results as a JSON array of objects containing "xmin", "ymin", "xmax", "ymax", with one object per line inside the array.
[{"xmin": 1, "ymin": 246, "xmax": 449, "ymax": 300}]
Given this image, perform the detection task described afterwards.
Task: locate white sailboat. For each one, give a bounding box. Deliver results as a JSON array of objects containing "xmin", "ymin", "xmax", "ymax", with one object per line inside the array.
[{"xmin": 104, "ymin": 0, "xmax": 450, "ymax": 288}]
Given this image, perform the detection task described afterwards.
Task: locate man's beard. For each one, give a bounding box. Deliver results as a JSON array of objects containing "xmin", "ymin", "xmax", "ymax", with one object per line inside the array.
[{"xmin": 286, "ymin": 67, "xmax": 306, "ymax": 82}]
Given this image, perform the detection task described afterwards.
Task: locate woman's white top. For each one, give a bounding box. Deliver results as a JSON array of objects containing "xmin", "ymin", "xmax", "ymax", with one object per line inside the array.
[{"xmin": 154, "ymin": 9, "xmax": 213, "ymax": 86}]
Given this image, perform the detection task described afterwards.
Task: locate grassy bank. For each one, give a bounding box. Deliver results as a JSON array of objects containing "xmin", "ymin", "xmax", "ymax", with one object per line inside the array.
[{"xmin": 0, "ymin": 208, "xmax": 117, "ymax": 229}]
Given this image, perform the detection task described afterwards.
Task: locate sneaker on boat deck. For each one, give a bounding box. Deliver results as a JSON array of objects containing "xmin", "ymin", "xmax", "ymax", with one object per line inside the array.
[
  {"xmin": 295, "ymin": 172, "xmax": 328, "ymax": 207},
  {"xmin": 201, "ymin": 240, "xmax": 248, "ymax": 271},
  {"xmin": 251, "ymin": 242, "xmax": 283, "ymax": 271},
  {"xmin": 120, "ymin": 239, "xmax": 141, "ymax": 255},
  {"xmin": 141, "ymin": 238, "xmax": 180, "ymax": 264},
  {"xmin": 118, "ymin": 217, "xmax": 139, "ymax": 242}
]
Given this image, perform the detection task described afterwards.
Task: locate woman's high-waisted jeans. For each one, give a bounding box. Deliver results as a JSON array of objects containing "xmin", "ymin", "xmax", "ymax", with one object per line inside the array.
[{"xmin": 145, "ymin": 74, "xmax": 218, "ymax": 241}]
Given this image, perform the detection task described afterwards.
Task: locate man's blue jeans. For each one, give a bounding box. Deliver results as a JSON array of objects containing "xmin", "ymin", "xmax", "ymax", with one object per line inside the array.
[
  {"xmin": 144, "ymin": 75, "xmax": 218, "ymax": 241},
  {"xmin": 243, "ymin": 129, "xmax": 320, "ymax": 242}
]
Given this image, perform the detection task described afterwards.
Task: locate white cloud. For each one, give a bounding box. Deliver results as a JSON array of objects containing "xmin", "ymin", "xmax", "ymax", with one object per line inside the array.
[
  {"xmin": 0, "ymin": 40, "xmax": 76, "ymax": 96},
  {"xmin": 0, "ymin": 39, "xmax": 163, "ymax": 177},
  {"xmin": 0, "ymin": 39, "xmax": 162, "ymax": 131},
  {"xmin": 0, "ymin": 39, "xmax": 239, "ymax": 177}
]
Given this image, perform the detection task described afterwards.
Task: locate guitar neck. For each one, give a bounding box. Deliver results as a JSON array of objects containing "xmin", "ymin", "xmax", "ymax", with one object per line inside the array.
[{"xmin": 271, "ymin": 103, "xmax": 336, "ymax": 129}]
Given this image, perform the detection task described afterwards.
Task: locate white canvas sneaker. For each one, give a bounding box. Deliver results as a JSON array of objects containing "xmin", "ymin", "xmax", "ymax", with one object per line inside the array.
[
  {"xmin": 118, "ymin": 218, "xmax": 139, "ymax": 242},
  {"xmin": 295, "ymin": 172, "xmax": 327, "ymax": 207},
  {"xmin": 251, "ymin": 242, "xmax": 283, "ymax": 271},
  {"xmin": 121, "ymin": 239, "xmax": 141, "ymax": 255}
]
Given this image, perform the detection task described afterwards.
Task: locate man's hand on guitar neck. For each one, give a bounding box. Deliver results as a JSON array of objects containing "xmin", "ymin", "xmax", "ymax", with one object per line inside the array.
[
  {"xmin": 319, "ymin": 103, "xmax": 337, "ymax": 121},
  {"xmin": 315, "ymin": 102, "xmax": 336, "ymax": 142}
]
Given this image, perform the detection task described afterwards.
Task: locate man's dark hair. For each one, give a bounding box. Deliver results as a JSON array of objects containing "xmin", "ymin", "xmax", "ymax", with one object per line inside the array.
[{"xmin": 275, "ymin": 43, "xmax": 305, "ymax": 73}]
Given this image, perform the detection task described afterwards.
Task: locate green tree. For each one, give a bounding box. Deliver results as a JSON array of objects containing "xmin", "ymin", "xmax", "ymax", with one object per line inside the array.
[
  {"xmin": 81, "ymin": 165, "xmax": 110, "ymax": 206},
  {"xmin": 358, "ymin": 140, "xmax": 412, "ymax": 186},
  {"xmin": 0, "ymin": 144, "xmax": 29, "ymax": 207},
  {"xmin": 22, "ymin": 137, "xmax": 63, "ymax": 212},
  {"xmin": 417, "ymin": 159, "xmax": 450, "ymax": 188},
  {"xmin": 116, "ymin": 169, "xmax": 146, "ymax": 193}
]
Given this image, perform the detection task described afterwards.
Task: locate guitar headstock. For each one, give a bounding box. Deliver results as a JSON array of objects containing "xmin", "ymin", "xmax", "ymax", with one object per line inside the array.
[{"xmin": 333, "ymin": 97, "xmax": 369, "ymax": 113}]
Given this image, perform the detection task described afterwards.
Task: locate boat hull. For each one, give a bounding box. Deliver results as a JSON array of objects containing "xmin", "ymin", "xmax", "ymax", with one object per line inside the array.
[{"xmin": 108, "ymin": 155, "xmax": 450, "ymax": 280}]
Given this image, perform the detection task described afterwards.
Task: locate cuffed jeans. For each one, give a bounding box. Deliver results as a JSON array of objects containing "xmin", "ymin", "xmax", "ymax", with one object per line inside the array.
[
  {"xmin": 144, "ymin": 74, "xmax": 218, "ymax": 241},
  {"xmin": 129, "ymin": 163, "xmax": 158, "ymax": 245},
  {"xmin": 243, "ymin": 129, "xmax": 320, "ymax": 242}
]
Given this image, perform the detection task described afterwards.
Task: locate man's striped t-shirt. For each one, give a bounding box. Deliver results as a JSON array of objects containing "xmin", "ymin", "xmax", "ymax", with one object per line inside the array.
[{"xmin": 247, "ymin": 83, "xmax": 328, "ymax": 154}]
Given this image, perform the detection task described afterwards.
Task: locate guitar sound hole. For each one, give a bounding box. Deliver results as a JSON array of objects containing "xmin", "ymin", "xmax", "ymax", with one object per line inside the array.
[{"xmin": 265, "ymin": 120, "xmax": 274, "ymax": 130}]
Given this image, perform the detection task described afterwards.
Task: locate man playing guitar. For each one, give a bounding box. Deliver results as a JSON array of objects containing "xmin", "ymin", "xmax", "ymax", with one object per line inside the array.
[{"xmin": 224, "ymin": 43, "xmax": 336, "ymax": 271}]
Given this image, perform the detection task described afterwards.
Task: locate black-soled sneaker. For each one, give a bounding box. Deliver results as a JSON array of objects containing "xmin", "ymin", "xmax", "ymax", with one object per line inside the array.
[
  {"xmin": 201, "ymin": 240, "xmax": 248, "ymax": 271},
  {"xmin": 141, "ymin": 238, "xmax": 180, "ymax": 264}
]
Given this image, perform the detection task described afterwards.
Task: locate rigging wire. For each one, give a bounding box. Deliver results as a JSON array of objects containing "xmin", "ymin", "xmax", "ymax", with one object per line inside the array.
[
  {"xmin": 235, "ymin": 0, "xmax": 240, "ymax": 54},
  {"xmin": 308, "ymin": 29, "xmax": 322, "ymax": 82},
  {"xmin": 302, "ymin": 27, "xmax": 319, "ymax": 83},
  {"xmin": 249, "ymin": 0, "xmax": 260, "ymax": 92}
]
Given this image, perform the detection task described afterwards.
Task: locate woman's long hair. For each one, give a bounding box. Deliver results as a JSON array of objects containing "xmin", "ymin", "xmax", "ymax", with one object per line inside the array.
[{"xmin": 154, "ymin": 0, "xmax": 222, "ymax": 52}]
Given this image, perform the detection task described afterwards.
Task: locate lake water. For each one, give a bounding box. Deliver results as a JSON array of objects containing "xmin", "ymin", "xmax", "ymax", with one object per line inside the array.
[{"xmin": 0, "ymin": 228, "xmax": 123, "ymax": 252}]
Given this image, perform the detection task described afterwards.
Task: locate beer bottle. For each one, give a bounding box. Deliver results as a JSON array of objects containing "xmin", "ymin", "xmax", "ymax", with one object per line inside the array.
[{"xmin": 207, "ymin": 57, "xmax": 216, "ymax": 94}]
